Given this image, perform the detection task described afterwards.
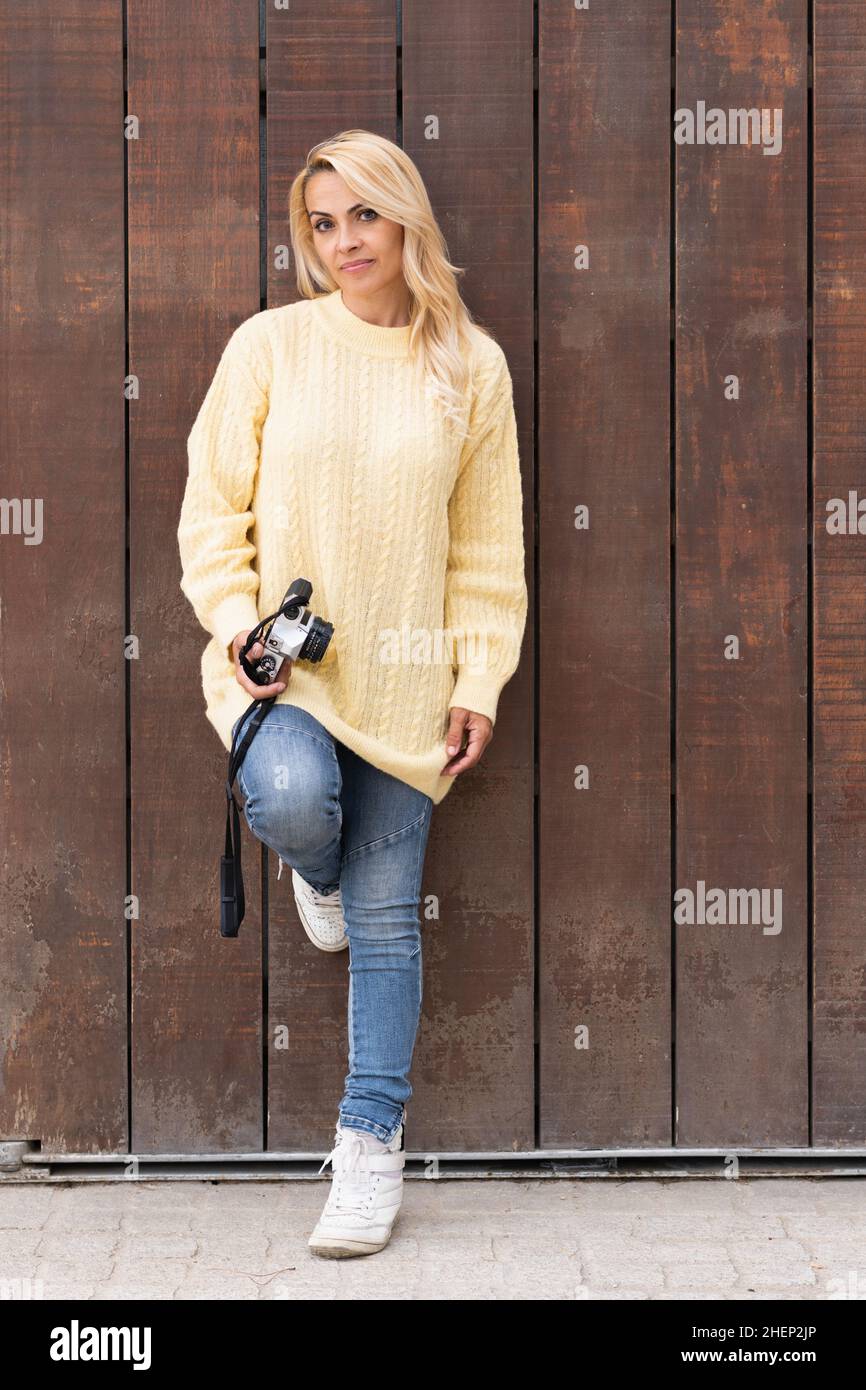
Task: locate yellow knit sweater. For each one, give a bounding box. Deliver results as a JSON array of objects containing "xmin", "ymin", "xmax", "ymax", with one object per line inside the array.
[{"xmin": 177, "ymin": 288, "xmax": 527, "ymax": 804}]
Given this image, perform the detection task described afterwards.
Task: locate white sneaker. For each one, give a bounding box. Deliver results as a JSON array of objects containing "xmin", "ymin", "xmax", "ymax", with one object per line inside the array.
[
  {"xmin": 290, "ymin": 866, "xmax": 348, "ymax": 951},
  {"xmin": 308, "ymin": 1120, "xmax": 406, "ymax": 1258}
]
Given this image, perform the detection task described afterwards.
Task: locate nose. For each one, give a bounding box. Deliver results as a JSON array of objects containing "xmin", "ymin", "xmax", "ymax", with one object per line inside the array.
[{"xmin": 337, "ymin": 226, "xmax": 362, "ymax": 255}]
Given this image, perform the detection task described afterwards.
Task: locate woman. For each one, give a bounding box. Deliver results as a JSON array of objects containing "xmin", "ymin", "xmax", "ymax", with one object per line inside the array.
[{"xmin": 177, "ymin": 130, "xmax": 527, "ymax": 1258}]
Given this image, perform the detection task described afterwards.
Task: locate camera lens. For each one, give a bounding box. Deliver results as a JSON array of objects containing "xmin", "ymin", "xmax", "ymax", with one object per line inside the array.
[{"xmin": 300, "ymin": 617, "xmax": 333, "ymax": 663}]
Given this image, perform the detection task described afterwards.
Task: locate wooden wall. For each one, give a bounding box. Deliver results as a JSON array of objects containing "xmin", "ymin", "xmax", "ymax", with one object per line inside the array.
[{"xmin": 2, "ymin": 0, "xmax": 864, "ymax": 1156}]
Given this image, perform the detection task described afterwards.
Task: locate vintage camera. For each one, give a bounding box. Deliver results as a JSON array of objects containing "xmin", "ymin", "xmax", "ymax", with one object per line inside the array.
[{"xmin": 240, "ymin": 578, "xmax": 333, "ymax": 685}]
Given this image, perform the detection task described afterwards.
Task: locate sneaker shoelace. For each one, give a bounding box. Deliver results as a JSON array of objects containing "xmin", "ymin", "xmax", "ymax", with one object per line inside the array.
[
  {"xmin": 317, "ymin": 1128, "xmax": 382, "ymax": 1215},
  {"xmin": 308, "ymin": 885, "xmax": 342, "ymax": 907},
  {"xmin": 283, "ymin": 861, "xmax": 342, "ymax": 909}
]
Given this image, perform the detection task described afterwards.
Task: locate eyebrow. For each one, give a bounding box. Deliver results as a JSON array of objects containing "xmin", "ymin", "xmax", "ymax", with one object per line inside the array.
[{"xmin": 307, "ymin": 204, "xmax": 366, "ymax": 219}]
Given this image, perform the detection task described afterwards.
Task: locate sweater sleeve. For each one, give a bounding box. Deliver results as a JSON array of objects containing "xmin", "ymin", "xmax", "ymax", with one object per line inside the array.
[
  {"xmin": 444, "ymin": 344, "xmax": 528, "ymax": 725},
  {"xmin": 177, "ymin": 318, "xmax": 271, "ymax": 662}
]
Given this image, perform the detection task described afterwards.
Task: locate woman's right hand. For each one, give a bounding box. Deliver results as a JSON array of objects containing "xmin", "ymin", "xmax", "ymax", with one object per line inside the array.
[{"xmin": 231, "ymin": 629, "xmax": 292, "ymax": 698}]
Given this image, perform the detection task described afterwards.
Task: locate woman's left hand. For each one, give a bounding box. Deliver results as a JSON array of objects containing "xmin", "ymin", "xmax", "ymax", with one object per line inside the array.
[{"xmin": 442, "ymin": 707, "xmax": 493, "ymax": 777}]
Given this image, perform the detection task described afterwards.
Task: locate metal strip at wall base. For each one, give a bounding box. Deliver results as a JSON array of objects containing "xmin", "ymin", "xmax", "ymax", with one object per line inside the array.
[{"xmin": 4, "ymin": 1143, "xmax": 866, "ymax": 1183}]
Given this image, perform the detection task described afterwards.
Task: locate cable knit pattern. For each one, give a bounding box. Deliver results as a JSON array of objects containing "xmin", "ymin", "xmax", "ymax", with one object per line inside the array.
[{"xmin": 177, "ymin": 289, "xmax": 528, "ymax": 804}]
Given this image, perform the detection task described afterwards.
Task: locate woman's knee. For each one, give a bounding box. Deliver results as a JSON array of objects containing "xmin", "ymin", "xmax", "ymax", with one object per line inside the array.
[{"xmin": 237, "ymin": 730, "xmax": 341, "ymax": 857}]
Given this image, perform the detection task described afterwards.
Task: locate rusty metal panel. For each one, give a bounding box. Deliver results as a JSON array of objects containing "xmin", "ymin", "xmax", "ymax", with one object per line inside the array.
[
  {"xmin": 263, "ymin": 2, "xmax": 534, "ymax": 1154},
  {"xmin": 0, "ymin": 0, "xmax": 127, "ymax": 1151},
  {"xmin": 128, "ymin": 0, "xmax": 265, "ymax": 1151},
  {"xmin": 7, "ymin": 0, "xmax": 866, "ymax": 1160},
  {"xmin": 813, "ymin": 0, "xmax": 866, "ymax": 1144},
  {"xmin": 264, "ymin": 1, "xmax": 399, "ymax": 1151},
  {"xmin": 538, "ymin": 2, "xmax": 673, "ymax": 1148},
  {"xmin": 402, "ymin": 0, "xmax": 535, "ymax": 1152},
  {"xmin": 675, "ymin": 0, "xmax": 808, "ymax": 1144}
]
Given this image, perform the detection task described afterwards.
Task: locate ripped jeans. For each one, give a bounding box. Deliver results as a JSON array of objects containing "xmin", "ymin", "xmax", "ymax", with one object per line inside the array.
[{"xmin": 230, "ymin": 703, "xmax": 434, "ymax": 1145}]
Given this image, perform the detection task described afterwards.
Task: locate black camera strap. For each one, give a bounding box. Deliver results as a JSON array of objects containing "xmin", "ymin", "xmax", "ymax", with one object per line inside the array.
[
  {"xmin": 220, "ymin": 694, "xmax": 278, "ymax": 937},
  {"xmin": 218, "ymin": 584, "xmax": 311, "ymax": 938}
]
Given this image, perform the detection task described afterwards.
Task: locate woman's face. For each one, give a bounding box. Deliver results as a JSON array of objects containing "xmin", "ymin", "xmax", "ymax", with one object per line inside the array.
[{"xmin": 305, "ymin": 170, "xmax": 406, "ymax": 300}]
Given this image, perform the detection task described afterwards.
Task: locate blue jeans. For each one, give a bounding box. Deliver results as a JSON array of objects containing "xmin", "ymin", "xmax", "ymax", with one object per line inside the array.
[{"xmin": 230, "ymin": 703, "xmax": 434, "ymax": 1145}]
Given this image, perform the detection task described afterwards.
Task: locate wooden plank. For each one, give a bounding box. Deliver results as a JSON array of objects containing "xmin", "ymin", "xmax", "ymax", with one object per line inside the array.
[
  {"xmin": 265, "ymin": 0, "xmax": 534, "ymax": 1153},
  {"xmin": 675, "ymin": 0, "xmax": 808, "ymax": 1145},
  {"xmin": 265, "ymin": 1, "xmax": 399, "ymax": 1151},
  {"xmin": 538, "ymin": 3, "xmax": 672, "ymax": 1148},
  {"xmin": 0, "ymin": 0, "xmax": 127, "ymax": 1152},
  {"xmin": 402, "ymin": 0, "xmax": 534, "ymax": 1152},
  {"xmin": 813, "ymin": 1, "xmax": 866, "ymax": 1144},
  {"xmin": 128, "ymin": 0, "xmax": 264, "ymax": 1151}
]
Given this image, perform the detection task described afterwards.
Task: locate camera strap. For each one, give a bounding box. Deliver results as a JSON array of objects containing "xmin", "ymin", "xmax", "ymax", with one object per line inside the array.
[
  {"xmin": 217, "ymin": 585, "xmax": 308, "ymax": 937},
  {"xmin": 220, "ymin": 694, "xmax": 277, "ymax": 938}
]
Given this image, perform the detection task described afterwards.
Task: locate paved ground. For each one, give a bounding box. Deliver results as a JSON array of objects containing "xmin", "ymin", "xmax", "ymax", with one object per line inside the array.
[{"xmin": 1, "ymin": 1176, "xmax": 864, "ymax": 1300}]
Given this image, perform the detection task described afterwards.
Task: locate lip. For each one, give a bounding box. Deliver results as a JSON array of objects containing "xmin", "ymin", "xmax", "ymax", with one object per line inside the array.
[{"xmin": 342, "ymin": 259, "xmax": 374, "ymax": 272}]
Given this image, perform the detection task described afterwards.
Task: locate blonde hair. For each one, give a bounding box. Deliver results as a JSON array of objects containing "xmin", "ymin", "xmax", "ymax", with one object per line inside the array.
[{"xmin": 288, "ymin": 129, "xmax": 494, "ymax": 440}]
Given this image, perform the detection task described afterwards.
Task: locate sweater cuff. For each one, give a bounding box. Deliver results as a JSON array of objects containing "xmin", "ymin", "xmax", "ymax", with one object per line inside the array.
[
  {"xmin": 210, "ymin": 593, "xmax": 261, "ymax": 662},
  {"xmin": 448, "ymin": 669, "xmax": 506, "ymax": 726}
]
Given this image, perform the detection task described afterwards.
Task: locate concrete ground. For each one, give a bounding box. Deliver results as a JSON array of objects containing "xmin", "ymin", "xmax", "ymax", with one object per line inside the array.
[{"xmin": 1, "ymin": 1176, "xmax": 864, "ymax": 1300}]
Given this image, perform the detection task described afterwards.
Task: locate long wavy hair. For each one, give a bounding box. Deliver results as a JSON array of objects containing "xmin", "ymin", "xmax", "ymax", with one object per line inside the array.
[{"xmin": 288, "ymin": 129, "xmax": 494, "ymax": 441}]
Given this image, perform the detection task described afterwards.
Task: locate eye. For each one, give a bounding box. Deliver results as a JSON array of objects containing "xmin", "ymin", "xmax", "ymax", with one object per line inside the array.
[{"xmin": 313, "ymin": 208, "xmax": 378, "ymax": 232}]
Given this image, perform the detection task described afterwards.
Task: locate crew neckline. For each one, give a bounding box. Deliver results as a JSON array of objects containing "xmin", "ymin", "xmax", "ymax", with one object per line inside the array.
[{"xmin": 313, "ymin": 288, "xmax": 413, "ymax": 358}]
